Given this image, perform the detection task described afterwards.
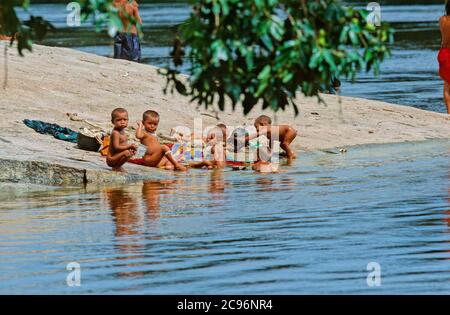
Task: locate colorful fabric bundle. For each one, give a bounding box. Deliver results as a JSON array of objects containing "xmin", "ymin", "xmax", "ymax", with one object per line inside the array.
[
  {"xmin": 99, "ymin": 136, "xmax": 110, "ymax": 156},
  {"xmin": 171, "ymin": 141, "xmax": 204, "ymax": 162}
]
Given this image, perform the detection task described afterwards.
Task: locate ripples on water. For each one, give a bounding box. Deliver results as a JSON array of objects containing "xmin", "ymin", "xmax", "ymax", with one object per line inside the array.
[
  {"xmin": 12, "ymin": 2, "xmax": 449, "ymax": 113},
  {"xmin": 0, "ymin": 141, "xmax": 449, "ymax": 294}
]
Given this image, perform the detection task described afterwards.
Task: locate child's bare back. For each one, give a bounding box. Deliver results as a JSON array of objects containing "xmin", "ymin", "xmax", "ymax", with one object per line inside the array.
[{"xmin": 253, "ymin": 115, "xmax": 298, "ymax": 159}]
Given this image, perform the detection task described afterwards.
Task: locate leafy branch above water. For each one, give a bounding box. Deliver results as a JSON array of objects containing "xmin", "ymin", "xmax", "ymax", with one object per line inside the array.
[
  {"xmin": 163, "ymin": 0, "xmax": 394, "ymax": 115},
  {"xmin": 0, "ymin": 0, "xmax": 54, "ymax": 55}
]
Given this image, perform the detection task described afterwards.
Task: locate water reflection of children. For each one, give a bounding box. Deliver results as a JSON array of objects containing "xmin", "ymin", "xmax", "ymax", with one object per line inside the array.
[
  {"xmin": 142, "ymin": 179, "xmax": 182, "ymax": 220},
  {"xmin": 208, "ymin": 170, "xmax": 226, "ymax": 195},
  {"xmin": 105, "ymin": 186, "xmax": 165, "ymax": 279},
  {"xmin": 105, "ymin": 188, "xmax": 142, "ymax": 253},
  {"xmin": 142, "ymin": 181, "xmax": 161, "ymax": 220}
]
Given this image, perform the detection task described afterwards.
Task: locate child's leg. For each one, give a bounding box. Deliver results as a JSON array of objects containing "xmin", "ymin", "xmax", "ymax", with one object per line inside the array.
[
  {"xmin": 257, "ymin": 146, "xmax": 272, "ymax": 162},
  {"xmin": 253, "ymin": 161, "xmax": 279, "ymax": 173},
  {"xmin": 143, "ymin": 146, "xmax": 166, "ymax": 167},
  {"xmin": 143, "ymin": 145, "xmax": 186, "ymax": 171},
  {"xmin": 252, "ymin": 160, "xmax": 265, "ymax": 171},
  {"xmin": 161, "ymin": 145, "xmax": 187, "ymax": 171},
  {"xmin": 189, "ymin": 160, "xmax": 214, "ymax": 169},
  {"xmin": 158, "ymin": 157, "xmax": 175, "ymax": 170},
  {"xmin": 213, "ymin": 160, "xmax": 227, "ymax": 169},
  {"xmin": 212, "ymin": 151, "xmax": 227, "ymax": 169},
  {"xmin": 107, "ymin": 150, "xmax": 134, "ymax": 169},
  {"xmin": 211, "ymin": 144, "xmax": 227, "ymax": 169},
  {"xmin": 280, "ymin": 128, "xmax": 298, "ymax": 159}
]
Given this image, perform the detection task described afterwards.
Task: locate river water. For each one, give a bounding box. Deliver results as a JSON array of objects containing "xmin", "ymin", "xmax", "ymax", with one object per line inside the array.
[
  {"xmin": 13, "ymin": 1, "xmax": 448, "ymax": 113},
  {"xmin": 1, "ymin": 140, "xmax": 450, "ymax": 294}
]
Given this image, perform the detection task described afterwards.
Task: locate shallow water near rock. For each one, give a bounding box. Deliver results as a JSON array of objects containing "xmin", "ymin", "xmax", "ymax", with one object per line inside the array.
[{"xmin": 1, "ymin": 140, "xmax": 449, "ymax": 294}]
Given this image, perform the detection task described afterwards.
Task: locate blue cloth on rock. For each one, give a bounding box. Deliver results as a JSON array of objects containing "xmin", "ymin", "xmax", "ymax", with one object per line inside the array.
[{"xmin": 23, "ymin": 119, "xmax": 78, "ymax": 143}]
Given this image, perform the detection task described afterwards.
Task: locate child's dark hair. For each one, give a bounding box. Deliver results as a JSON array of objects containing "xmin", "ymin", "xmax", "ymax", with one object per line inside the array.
[
  {"xmin": 143, "ymin": 110, "xmax": 160, "ymax": 121},
  {"xmin": 216, "ymin": 123, "xmax": 227, "ymax": 138},
  {"xmin": 446, "ymin": 0, "xmax": 450, "ymax": 15},
  {"xmin": 111, "ymin": 108, "xmax": 128, "ymax": 122},
  {"xmin": 255, "ymin": 115, "xmax": 272, "ymax": 125}
]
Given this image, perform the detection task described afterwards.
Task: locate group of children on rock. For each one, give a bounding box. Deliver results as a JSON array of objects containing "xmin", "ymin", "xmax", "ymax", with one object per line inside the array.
[
  {"xmin": 86, "ymin": 1, "xmax": 301, "ymax": 173},
  {"xmin": 106, "ymin": 108, "xmax": 298, "ymax": 173}
]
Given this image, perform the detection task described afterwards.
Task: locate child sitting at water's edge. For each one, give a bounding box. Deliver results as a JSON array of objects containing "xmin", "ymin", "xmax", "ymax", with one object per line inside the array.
[
  {"xmin": 189, "ymin": 123, "xmax": 228, "ymax": 169},
  {"xmin": 136, "ymin": 110, "xmax": 186, "ymax": 171},
  {"xmin": 106, "ymin": 108, "xmax": 137, "ymax": 171}
]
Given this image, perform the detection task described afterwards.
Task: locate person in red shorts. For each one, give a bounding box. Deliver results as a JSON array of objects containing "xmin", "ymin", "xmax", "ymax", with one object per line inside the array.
[{"xmin": 438, "ymin": 0, "xmax": 450, "ymax": 114}]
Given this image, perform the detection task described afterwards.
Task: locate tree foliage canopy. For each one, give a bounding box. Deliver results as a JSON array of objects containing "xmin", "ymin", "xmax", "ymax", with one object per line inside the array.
[
  {"xmin": 1, "ymin": 0, "xmax": 394, "ymax": 116},
  {"xmin": 164, "ymin": 0, "xmax": 394, "ymax": 115},
  {"xmin": 0, "ymin": 0, "xmax": 54, "ymax": 55}
]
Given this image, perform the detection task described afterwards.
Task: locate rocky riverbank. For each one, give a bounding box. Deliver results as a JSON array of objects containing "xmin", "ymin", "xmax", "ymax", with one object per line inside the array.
[{"xmin": 1, "ymin": 44, "xmax": 449, "ymax": 185}]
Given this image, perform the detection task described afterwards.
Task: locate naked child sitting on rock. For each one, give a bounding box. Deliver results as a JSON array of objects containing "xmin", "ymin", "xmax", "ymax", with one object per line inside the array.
[{"xmin": 106, "ymin": 108, "xmax": 137, "ymax": 171}]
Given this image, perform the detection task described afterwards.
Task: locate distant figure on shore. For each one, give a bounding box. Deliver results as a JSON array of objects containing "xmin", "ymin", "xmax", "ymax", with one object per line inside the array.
[
  {"xmin": 113, "ymin": 0, "xmax": 142, "ymax": 62},
  {"xmin": 438, "ymin": 1, "xmax": 450, "ymax": 114}
]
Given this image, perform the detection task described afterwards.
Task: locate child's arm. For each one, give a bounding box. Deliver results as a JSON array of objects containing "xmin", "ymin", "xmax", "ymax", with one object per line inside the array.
[
  {"xmin": 245, "ymin": 132, "xmax": 257, "ymax": 143},
  {"xmin": 111, "ymin": 130, "xmax": 134, "ymax": 152},
  {"xmin": 212, "ymin": 144, "xmax": 226, "ymax": 168},
  {"xmin": 206, "ymin": 132, "xmax": 218, "ymax": 146},
  {"xmin": 245, "ymin": 126, "xmax": 268, "ymax": 142},
  {"xmin": 135, "ymin": 121, "xmax": 145, "ymax": 140}
]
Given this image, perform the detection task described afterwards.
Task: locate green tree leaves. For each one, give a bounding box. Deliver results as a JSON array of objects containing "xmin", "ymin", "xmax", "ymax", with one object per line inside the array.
[
  {"xmin": 0, "ymin": 0, "xmax": 55, "ymax": 55},
  {"xmin": 164, "ymin": 0, "xmax": 394, "ymax": 116},
  {"xmin": 0, "ymin": 0, "xmax": 140, "ymax": 56},
  {"xmin": 1, "ymin": 0, "xmax": 394, "ymax": 117}
]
